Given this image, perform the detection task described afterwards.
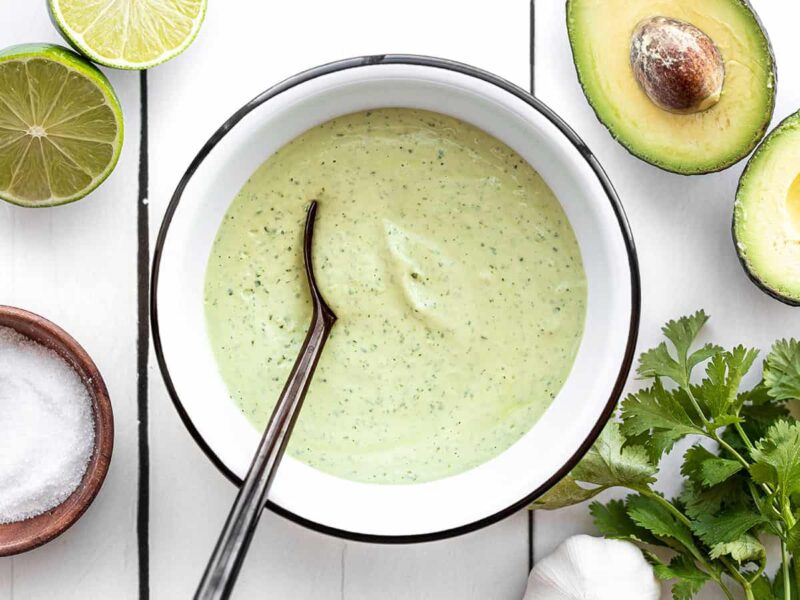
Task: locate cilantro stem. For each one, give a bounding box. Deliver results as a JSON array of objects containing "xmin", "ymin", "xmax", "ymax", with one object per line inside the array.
[
  {"xmin": 682, "ymin": 387, "xmax": 752, "ymax": 470},
  {"xmin": 703, "ymin": 411, "xmax": 788, "ymax": 529},
  {"xmin": 732, "ymin": 427, "xmax": 787, "ymax": 522},
  {"xmin": 712, "ymin": 576, "xmax": 737, "ymax": 600},
  {"xmin": 782, "ymin": 500, "xmax": 797, "ymax": 529},
  {"xmin": 747, "ymin": 554, "xmax": 767, "ymax": 585},
  {"xmin": 734, "ymin": 423, "xmax": 756, "ymax": 452},
  {"xmin": 745, "ymin": 480, "xmax": 781, "ymax": 523},
  {"xmin": 637, "ymin": 489, "xmax": 717, "ymax": 571},
  {"xmin": 681, "ymin": 366, "xmax": 788, "ymax": 533},
  {"xmin": 719, "ymin": 556, "xmax": 752, "ymax": 598},
  {"xmin": 710, "ymin": 560, "xmax": 740, "ymax": 600},
  {"xmin": 637, "ymin": 488, "xmax": 756, "ymax": 600},
  {"xmin": 712, "ymin": 434, "xmax": 750, "ymax": 469},
  {"xmin": 780, "ymin": 500, "xmax": 797, "ymax": 600},
  {"xmin": 720, "ymin": 583, "xmax": 737, "ymax": 600},
  {"xmin": 782, "ymin": 539, "xmax": 791, "ymax": 600},
  {"xmin": 639, "ymin": 488, "xmax": 691, "ymax": 527},
  {"xmin": 684, "ymin": 386, "xmax": 713, "ymax": 429}
]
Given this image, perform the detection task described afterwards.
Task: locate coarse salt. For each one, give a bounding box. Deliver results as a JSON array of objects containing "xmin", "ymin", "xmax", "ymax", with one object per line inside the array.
[{"xmin": 0, "ymin": 326, "xmax": 95, "ymax": 524}]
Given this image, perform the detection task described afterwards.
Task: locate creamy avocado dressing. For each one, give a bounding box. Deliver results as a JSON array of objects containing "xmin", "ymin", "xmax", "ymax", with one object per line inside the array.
[{"xmin": 204, "ymin": 108, "xmax": 586, "ymax": 484}]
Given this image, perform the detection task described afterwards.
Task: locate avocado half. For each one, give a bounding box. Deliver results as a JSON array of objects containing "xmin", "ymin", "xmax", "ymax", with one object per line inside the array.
[
  {"xmin": 566, "ymin": 0, "xmax": 776, "ymax": 175},
  {"xmin": 734, "ymin": 111, "xmax": 800, "ymax": 306}
]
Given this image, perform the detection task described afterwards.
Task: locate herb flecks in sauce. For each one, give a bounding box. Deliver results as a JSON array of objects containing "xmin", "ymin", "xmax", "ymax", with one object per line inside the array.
[{"xmin": 204, "ymin": 108, "xmax": 586, "ymax": 484}]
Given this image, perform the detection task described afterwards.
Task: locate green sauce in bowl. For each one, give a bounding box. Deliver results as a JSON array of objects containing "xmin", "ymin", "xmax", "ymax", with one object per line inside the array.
[{"xmin": 204, "ymin": 108, "xmax": 586, "ymax": 484}]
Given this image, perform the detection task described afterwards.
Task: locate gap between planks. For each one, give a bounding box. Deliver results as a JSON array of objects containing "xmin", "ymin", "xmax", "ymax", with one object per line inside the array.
[{"xmin": 137, "ymin": 70, "xmax": 151, "ymax": 600}]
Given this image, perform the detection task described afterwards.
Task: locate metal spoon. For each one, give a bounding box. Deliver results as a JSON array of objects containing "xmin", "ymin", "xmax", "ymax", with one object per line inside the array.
[{"xmin": 195, "ymin": 201, "xmax": 336, "ymax": 600}]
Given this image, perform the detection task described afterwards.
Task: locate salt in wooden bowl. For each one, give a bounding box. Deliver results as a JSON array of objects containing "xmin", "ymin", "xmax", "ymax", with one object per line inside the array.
[{"xmin": 0, "ymin": 306, "xmax": 113, "ymax": 557}]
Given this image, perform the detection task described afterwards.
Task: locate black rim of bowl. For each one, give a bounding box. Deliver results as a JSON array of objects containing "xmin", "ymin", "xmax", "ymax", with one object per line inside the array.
[{"xmin": 150, "ymin": 54, "xmax": 642, "ymax": 544}]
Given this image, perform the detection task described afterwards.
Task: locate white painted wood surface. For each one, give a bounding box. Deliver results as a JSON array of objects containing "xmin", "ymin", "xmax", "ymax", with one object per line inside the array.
[
  {"xmin": 534, "ymin": 1, "xmax": 800, "ymax": 598},
  {"xmin": 0, "ymin": 3, "xmax": 141, "ymax": 599}
]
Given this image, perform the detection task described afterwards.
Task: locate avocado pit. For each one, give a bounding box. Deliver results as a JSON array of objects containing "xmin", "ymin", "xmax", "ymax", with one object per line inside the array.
[{"xmin": 630, "ymin": 16, "xmax": 725, "ymax": 115}]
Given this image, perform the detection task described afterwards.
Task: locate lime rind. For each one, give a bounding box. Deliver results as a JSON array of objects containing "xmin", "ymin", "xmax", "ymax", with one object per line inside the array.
[
  {"xmin": 48, "ymin": 0, "xmax": 208, "ymax": 71},
  {"xmin": 0, "ymin": 43, "xmax": 124, "ymax": 208}
]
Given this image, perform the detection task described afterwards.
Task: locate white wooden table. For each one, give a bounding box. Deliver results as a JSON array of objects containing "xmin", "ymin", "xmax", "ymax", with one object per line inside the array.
[{"xmin": 1, "ymin": 1, "xmax": 798, "ymax": 598}]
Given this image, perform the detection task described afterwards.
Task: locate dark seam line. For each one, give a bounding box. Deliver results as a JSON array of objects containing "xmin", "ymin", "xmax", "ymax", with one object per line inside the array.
[
  {"xmin": 137, "ymin": 70, "xmax": 151, "ymax": 600},
  {"xmin": 528, "ymin": 0, "xmax": 536, "ymax": 574},
  {"xmin": 528, "ymin": 511, "xmax": 534, "ymax": 571},
  {"xmin": 530, "ymin": 0, "xmax": 536, "ymax": 96}
]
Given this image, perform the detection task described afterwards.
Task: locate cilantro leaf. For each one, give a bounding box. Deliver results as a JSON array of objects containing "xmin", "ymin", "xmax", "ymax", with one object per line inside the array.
[
  {"xmin": 691, "ymin": 511, "xmax": 766, "ymax": 547},
  {"xmin": 671, "ymin": 575, "xmax": 707, "ymax": 600},
  {"xmin": 679, "ymin": 478, "xmax": 752, "ymax": 521},
  {"xmin": 590, "ymin": 499, "xmax": 660, "ymax": 545},
  {"xmin": 751, "ymin": 575, "xmax": 778, "ymax": 600},
  {"xmin": 786, "ymin": 521, "xmax": 800, "ymax": 556},
  {"xmin": 721, "ymin": 379, "xmax": 792, "ymax": 453},
  {"xmin": 736, "ymin": 402, "xmax": 792, "ymax": 448},
  {"xmin": 626, "ymin": 494, "xmax": 696, "ymax": 550},
  {"xmin": 708, "ymin": 533, "xmax": 765, "ymax": 562},
  {"xmin": 700, "ymin": 459, "xmax": 745, "ymax": 487},
  {"xmin": 681, "ymin": 445, "xmax": 743, "ymax": 487},
  {"xmin": 637, "ymin": 311, "xmax": 720, "ymax": 387},
  {"xmin": 750, "ymin": 420, "xmax": 800, "ymax": 503},
  {"xmin": 530, "ymin": 422, "xmax": 655, "ymax": 509},
  {"xmin": 621, "ymin": 380, "xmax": 704, "ymax": 461},
  {"xmin": 696, "ymin": 346, "xmax": 759, "ymax": 417},
  {"xmin": 740, "ymin": 381, "xmax": 774, "ymax": 406},
  {"xmin": 546, "ymin": 313, "xmax": 800, "ymax": 600},
  {"xmin": 652, "ymin": 554, "xmax": 711, "ymax": 600},
  {"xmin": 663, "ymin": 310, "xmax": 711, "ymax": 361},
  {"xmin": 773, "ymin": 559, "xmax": 800, "ymax": 600},
  {"xmin": 571, "ymin": 421, "xmax": 657, "ymax": 488},
  {"xmin": 529, "ymin": 475, "xmax": 604, "ymax": 510},
  {"xmin": 638, "ymin": 342, "xmax": 687, "ymax": 384},
  {"xmin": 765, "ymin": 339, "xmax": 800, "ymax": 401}
]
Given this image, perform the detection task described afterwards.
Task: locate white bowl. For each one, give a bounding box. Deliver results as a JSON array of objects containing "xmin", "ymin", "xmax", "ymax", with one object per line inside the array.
[{"xmin": 151, "ymin": 55, "xmax": 640, "ymax": 542}]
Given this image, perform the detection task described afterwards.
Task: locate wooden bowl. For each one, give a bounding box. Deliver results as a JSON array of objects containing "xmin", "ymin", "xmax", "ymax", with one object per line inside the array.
[{"xmin": 0, "ymin": 306, "xmax": 114, "ymax": 556}]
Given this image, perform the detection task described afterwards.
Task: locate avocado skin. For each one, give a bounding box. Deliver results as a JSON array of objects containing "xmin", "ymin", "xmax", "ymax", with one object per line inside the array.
[
  {"xmin": 565, "ymin": 0, "xmax": 777, "ymax": 176},
  {"xmin": 733, "ymin": 110, "xmax": 800, "ymax": 307},
  {"xmin": 733, "ymin": 244, "xmax": 800, "ymax": 307},
  {"xmin": 733, "ymin": 223, "xmax": 800, "ymax": 307}
]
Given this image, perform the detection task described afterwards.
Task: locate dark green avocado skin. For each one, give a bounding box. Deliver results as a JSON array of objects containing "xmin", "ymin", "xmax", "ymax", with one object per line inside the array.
[
  {"xmin": 732, "ymin": 111, "xmax": 800, "ymax": 308},
  {"xmin": 732, "ymin": 230, "xmax": 800, "ymax": 307},
  {"xmin": 565, "ymin": 0, "xmax": 778, "ymax": 176}
]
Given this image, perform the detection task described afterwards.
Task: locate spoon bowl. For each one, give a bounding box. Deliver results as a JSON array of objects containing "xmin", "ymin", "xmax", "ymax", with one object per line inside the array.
[{"xmin": 0, "ymin": 306, "xmax": 113, "ymax": 557}]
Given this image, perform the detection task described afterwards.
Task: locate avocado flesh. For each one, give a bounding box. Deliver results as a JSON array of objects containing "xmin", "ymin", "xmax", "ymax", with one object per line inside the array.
[
  {"xmin": 567, "ymin": 0, "xmax": 775, "ymax": 174},
  {"xmin": 735, "ymin": 112, "xmax": 800, "ymax": 305}
]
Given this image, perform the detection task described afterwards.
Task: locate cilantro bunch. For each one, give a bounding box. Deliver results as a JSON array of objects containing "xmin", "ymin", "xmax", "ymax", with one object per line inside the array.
[{"xmin": 532, "ymin": 311, "xmax": 800, "ymax": 600}]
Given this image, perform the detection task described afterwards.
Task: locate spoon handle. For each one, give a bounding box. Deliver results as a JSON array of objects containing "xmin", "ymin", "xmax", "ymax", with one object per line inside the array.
[{"xmin": 195, "ymin": 202, "xmax": 336, "ymax": 600}]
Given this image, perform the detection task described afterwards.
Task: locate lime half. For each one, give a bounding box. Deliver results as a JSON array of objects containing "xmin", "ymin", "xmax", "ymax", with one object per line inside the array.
[
  {"xmin": 0, "ymin": 44, "xmax": 123, "ymax": 207},
  {"xmin": 49, "ymin": 0, "xmax": 208, "ymax": 70}
]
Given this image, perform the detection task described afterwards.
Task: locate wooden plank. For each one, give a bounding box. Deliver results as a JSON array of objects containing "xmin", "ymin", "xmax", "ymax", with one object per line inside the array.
[
  {"xmin": 533, "ymin": 0, "xmax": 800, "ymax": 597},
  {"xmin": 0, "ymin": 2, "xmax": 142, "ymax": 598},
  {"xmin": 0, "ymin": 561, "xmax": 10, "ymax": 599},
  {"xmin": 343, "ymin": 513, "xmax": 529, "ymax": 600},
  {"xmin": 147, "ymin": 1, "xmax": 532, "ymax": 597}
]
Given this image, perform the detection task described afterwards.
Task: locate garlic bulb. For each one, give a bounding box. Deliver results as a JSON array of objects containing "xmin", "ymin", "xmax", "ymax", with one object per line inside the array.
[{"xmin": 524, "ymin": 535, "xmax": 660, "ymax": 600}]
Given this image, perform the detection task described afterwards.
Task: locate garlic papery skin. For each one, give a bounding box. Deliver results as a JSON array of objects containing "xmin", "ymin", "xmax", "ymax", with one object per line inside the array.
[{"xmin": 524, "ymin": 535, "xmax": 661, "ymax": 600}]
